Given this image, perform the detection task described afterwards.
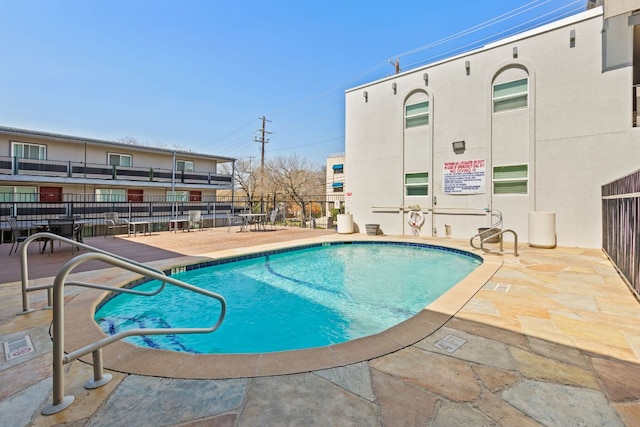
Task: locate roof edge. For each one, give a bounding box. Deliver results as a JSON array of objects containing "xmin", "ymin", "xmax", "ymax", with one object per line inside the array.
[
  {"xmin": 0, "ymin": 125, "xmax": 236, "ymax": 163},
  {"xmin": 346, "ymin": 6, "xmax": 603, "ymax": 94}
]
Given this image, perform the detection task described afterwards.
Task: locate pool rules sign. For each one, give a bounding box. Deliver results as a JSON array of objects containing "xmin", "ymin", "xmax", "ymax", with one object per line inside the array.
[{"xmin": 443, "ymin": 159, "xmax": 486, "ymax": 194}]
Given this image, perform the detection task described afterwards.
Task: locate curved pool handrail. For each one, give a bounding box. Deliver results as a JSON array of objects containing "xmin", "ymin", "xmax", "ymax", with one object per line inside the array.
[
  {"xmin": 18, "ymin": 232, "xmax": 168, "ymax": 314},
  {"xmin": 42, "ymin": 251, "xmax": 227, "ymax": 416}
]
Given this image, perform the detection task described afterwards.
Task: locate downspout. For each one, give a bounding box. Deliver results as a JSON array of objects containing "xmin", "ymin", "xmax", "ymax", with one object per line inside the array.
[
  {"xmin": 171, "ymin": 151, "xmax": 176, "ymax": 220},
  {"xmin": 231, "ymin": 160, "xmax": 236, "ymax": 215},
  {"xmin": 430, "ymin": 91, "xmax": 436, "ymax": 237}
]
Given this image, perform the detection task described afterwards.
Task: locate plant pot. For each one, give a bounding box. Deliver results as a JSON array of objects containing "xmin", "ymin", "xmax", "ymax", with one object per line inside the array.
[
  {"xmin": 365, "ymin": 224, "xmax": 379, "ymax": 236},
  {"xmin": 478, "ymin": 227, "xmax": 501, "ymax": 243}
]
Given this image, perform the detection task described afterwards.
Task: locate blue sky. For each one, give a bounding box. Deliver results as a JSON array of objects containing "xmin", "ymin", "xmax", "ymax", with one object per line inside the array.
[{"xmin": 0, "ymin": 0, "xmax": 585, "ymax": 166}]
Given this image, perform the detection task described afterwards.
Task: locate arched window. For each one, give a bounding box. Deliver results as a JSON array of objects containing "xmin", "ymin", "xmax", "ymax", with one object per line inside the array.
[
  {"xmin": 404, "ymin": 92, "xmax": 430, "ymax": 128},
  {"xmin": 492, "ymin": 67, "xmax": 529, "ymax": 113}
]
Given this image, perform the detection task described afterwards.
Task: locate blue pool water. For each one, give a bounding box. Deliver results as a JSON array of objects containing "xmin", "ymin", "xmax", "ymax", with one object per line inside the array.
[{"xmin": 94, "ymin": 242, "xmax": 481, "ymax": 354}]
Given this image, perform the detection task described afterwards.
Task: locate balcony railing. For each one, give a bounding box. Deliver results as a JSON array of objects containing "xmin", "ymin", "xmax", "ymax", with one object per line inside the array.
[{"xmin": 0, "ymin": 156, "xmax": 232, "ymax": 187}]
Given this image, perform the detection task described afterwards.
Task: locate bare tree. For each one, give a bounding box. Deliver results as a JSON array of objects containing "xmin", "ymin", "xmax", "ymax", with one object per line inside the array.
[
  {"xmin": 265, "ymin": 154, "xmax": 324, "ymax": 226},
  {"xmin": 117, "ymin": 136, "xmax": 143, "ymax": 145},
  {"xmin": 220, "ymin": 158, "xmax": 258, "ymax": 201}
]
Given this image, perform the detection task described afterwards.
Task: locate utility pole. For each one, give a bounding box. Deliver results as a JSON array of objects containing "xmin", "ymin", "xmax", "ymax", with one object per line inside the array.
[{"xmin": 254, "ymin": 116, "xmax": 272, "ymax": 213}]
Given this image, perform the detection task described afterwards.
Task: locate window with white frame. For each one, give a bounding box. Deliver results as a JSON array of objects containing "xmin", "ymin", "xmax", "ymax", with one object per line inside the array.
[
  {"xmin": 166, "ymin": 190, "xmax": 188, "ymax": 202},
  {"xmin": 405, "ymin": 101, "xmax": 430, "ymax": 128},
  {"xmin": 493, "ymin": 165, "xmax": 528, "ymax": 194},
  {"xmin": 405, "ymin": 172, "xmax": 429, "ymax": 196},
  {"xmin": 0, "ymin": 186, "xmax": 37, "ymax": 202},
  {"xmin": 176, "ymin": 160, "xmax": 194, "ymax": 172},
  {"xmin": 108, "ymin": 153, "xmax": 132, "ymax": 167},
  {"xmin": 493, "ymin": 78, "xmax": 528, "ymax": 112},
  {"xmin": 11, "ymin": 142, "xmax": 46, "ymax": 160},
  {"xmin": 95, "ymin": 188, "xmax": 126, "ymax": 202}
]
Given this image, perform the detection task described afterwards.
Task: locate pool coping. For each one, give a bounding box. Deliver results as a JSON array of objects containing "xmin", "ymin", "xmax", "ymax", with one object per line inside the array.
[{"xmin": 64, "ymin": 235, "xmax": 502, "ymax": 379}]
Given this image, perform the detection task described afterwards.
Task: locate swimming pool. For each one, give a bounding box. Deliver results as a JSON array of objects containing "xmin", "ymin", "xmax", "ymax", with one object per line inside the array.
[{"xmin": 95, "ymin": 241, "xmax": 481, "ymax": 354}]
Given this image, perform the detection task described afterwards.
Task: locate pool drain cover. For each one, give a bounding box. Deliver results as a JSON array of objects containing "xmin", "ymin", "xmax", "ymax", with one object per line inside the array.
[
  {"xmin": 3, "ymin": 335, "xmax": 34, "ymax": 361},
  {"xmin": 494, "ymin": 283, "xmax": 511, "ymax": 292},
  {"xmin": 433, "ymin": 334, "xmax": 466, "ymax": 353}
]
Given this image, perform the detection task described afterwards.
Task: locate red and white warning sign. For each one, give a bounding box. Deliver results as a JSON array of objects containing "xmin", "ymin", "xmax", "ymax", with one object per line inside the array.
[{"xmin": 345, "ymin": 191, "xmax": 353, "ymax": 202}]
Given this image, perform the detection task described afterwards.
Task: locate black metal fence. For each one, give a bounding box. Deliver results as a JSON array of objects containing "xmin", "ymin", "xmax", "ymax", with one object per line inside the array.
[
  {"xmin": 1, "ymin": 193, "xmax": 345, "ymax": 240},
  {"xmin": 602, "ymin": 169, "xmax": 640, "ymax": 297}
]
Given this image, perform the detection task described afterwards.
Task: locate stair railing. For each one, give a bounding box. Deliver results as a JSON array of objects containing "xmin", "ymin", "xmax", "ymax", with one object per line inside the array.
[{"xmin": 41, "ymin": 251, "xmax": 226, "ymax": 415}]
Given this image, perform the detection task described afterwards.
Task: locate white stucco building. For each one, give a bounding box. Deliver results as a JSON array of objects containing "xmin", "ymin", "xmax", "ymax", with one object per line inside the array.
[{"xmin": 344, "ymin": 1, "xmax": 640, "ymax": 248}]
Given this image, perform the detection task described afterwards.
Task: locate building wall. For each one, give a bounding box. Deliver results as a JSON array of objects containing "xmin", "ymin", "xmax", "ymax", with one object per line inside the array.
[
  {"xmin": 0, "ymin": 134, "xmax": 220, "ymax": 171},
  {"xmin": 344, "ymin": 7, "xmax": 640, "ymax": 248}
]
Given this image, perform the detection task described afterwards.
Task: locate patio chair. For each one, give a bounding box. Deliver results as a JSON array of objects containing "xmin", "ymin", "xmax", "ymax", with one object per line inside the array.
[
  {"xmin": 226, "ymin": 212, "xmax": 244, "ymax": 233},
  {"xmin": 103, "ymin": 212, "xmax": 128, "ymax": 238},
  {"xmin": 45, "ymin": 219, "xmax": 78, "ymax": 254},
  {"xmin": 188, "ymin": 210, "xmax": 203, "ymax": 231},
  {"xmin": 268, "ymin": 209, "xmax": 278, "ymax": 230},
  {"xmin": 73, "ymin": 222, "xmax": 85, "ymax": 244},
  {"xmin": 8, "ymin": 217, "xmax": 28, "ymax": 255}
]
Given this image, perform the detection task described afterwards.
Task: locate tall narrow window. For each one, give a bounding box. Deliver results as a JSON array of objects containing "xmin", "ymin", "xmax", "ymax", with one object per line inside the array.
[
  {"xmin": 405, "ymin": 101, "xmax": 429, "ymax": 128},
  {"xmin": 11, "ymin": 142, "xmax": 46, "ymax": 160},
  {"xmin": 108, "ymin": 153, "xmax": 132, "ymax": 167},
  {"xmin": 405, "ymin": 172, "xmax": 429, "ymax": 196},
  {"xmin": 176, "ymin": 160, "xmax": 194, "ymax": 171},
  {"xmin": 493, "ymin": 165, "xmax": 528, "ymax": 194},
  {"xmin": 493, "ymin": 78, "xmax": 528, "ymax": 112}
]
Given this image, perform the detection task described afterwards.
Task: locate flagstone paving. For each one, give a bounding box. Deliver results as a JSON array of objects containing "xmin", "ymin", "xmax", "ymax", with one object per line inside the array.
[{"xmin": 0, "ymin": 229, "xmax": 639, "ymax": 426}]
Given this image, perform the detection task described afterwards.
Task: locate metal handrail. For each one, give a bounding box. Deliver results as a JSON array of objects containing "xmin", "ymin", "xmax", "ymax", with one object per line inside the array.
[
  {"xmin": 469, "ymin": 209, "xmax": 518, "ymax": 256},
  {"xmin": 42, "ymin": 251, "xmax": 226, "ymax": 415},
  {"xmin": 470, "ymin": 228, "xmax": 519, "ymax": 257},
  {"xmin": 18, "ymin": 232, "xmax": 168, "ymax": 314}
]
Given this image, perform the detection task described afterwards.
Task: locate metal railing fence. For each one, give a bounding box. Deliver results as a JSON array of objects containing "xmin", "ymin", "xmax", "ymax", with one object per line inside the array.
[
  {"xmin": 1, "ymin": 193, "xmax": 346, "ymax": 238},
  {"xmin": 602, "ymin": 169, "xmax": 640, "ymax": 296}
]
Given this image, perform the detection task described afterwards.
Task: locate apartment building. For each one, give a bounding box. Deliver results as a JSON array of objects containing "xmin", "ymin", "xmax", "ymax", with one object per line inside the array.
[
  {"xmin": 326, "ymin": 153, "xmax": 345, "ymax": 195},
  {"xmin": 0, "ymin": 126, "xmax": 235, "ymax": 204},
  {"xmin": 344, "ymin": 2, "xmax": 640, "ymax": 248}
]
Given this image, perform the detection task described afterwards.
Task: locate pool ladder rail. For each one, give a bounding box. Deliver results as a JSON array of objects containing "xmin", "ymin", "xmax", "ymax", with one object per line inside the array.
[
  {"xmin": 469, "ymin": 209, "xmax": 519, "ymax": 257},
  {"xmin": 15, "ymin": 232, "xmax": 227, "ymax": 416}
]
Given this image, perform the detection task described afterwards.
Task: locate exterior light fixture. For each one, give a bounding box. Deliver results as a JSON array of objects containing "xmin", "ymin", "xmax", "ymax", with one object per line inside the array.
[
  {"xmin": 452, "ymin": 140, "xmax": 466, "ymax": 153},
  {"xmin": 465, "ymin": 61, "xmax": 470, "ymax": 75},
  {"xmin": 570, "ymin": 29, "xmax": 576, "ymax": 48},
  {"xmin": 392, "ymin": 82, "xmax": 397, "ymax": 94},
  {"xmin": 363, "ymin": 91, "xmax": 368, "ymax": 102},
  {"xmin": 513, "ymin": 46, "xmax": 518, "ymax": 58},
  {"xmin": 423, "ymin": 73, "xmax": 429, "ymax": 86}
]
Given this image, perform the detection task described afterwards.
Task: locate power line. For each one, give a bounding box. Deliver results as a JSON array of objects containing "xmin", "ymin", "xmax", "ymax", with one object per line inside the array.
[{"xmin": 207, "ymin": 0, "xmax": 582, "ymax": 158}]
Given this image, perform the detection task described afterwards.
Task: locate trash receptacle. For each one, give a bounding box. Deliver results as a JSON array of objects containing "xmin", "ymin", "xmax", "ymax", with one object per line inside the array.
[
  {"xmin": 337, "ymin": 214, "xmax": 353, "ymax": 234},
  {"xmin": 528, "ymin": 212, "xmax": 556, "ymax": 248}
]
